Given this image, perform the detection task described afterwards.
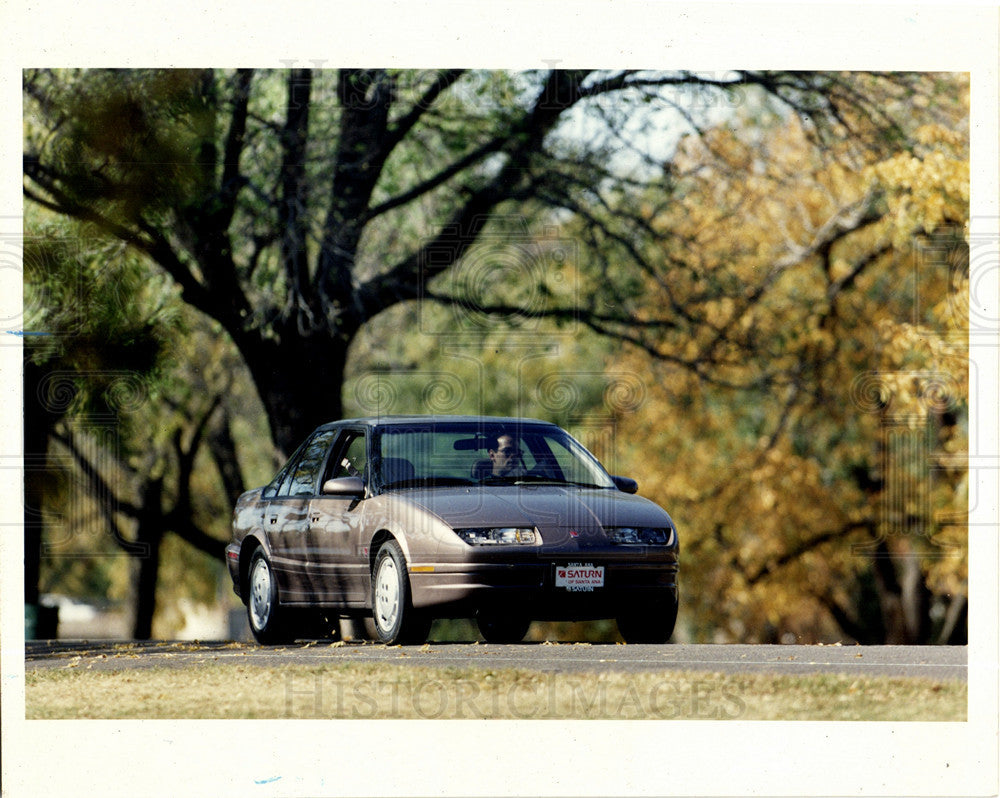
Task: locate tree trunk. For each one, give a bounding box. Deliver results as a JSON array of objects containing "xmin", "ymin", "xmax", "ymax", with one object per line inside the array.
[
  {"xmin": 939, "ymin": 594, "xmax": 967, "ymax": 644},
  {"xmin": 899, "ymin": 554, "xmax": 932, "ymax": 644},
  {"xmin": 208, "ymin": 408, "xmax": 246, "ymax": 506},
  {"xmin": 131, "ymin": 478, "xmax": 164, "ymax": 640},
  {"xmin": 241, "ymin": 333, "xmax": 349, "ymax": 454},
  {"xmin": 23, "ymin": 356, "xmax": 68, "ymax": 627},
  {"xmin": 23, "ymin": 358, "xmax": 48, "ymax": 608}
]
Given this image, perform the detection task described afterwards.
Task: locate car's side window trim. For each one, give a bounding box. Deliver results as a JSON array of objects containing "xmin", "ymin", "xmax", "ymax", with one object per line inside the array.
[{"xmin": 312, "ymin": 425, "xmax": 344, "ymax": 487}]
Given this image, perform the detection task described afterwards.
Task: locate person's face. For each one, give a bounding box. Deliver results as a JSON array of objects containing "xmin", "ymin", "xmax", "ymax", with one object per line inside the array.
[{"xmin": 489, "ymin": 435, "xmax": 519, "ymax": 474}]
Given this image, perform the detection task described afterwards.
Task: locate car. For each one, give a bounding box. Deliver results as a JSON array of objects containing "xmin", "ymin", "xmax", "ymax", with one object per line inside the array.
[{"xmin": 226, "ymin": 415, "xmax": 679, "ymax": 645}]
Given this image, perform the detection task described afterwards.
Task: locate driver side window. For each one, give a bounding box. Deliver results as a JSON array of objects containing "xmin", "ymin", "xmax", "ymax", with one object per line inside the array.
[{"xmin": 330, "ymin": 431, "xmax": 367, "ymax": 480}]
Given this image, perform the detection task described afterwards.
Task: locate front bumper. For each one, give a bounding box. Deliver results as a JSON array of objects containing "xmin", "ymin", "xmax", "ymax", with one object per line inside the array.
[{"xmin": 408, "ymin": 555, "xmax": 678, "ymax": 620}]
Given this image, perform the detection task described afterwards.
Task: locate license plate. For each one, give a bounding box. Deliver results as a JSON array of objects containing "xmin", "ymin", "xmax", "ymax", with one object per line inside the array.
[{"xmin": 556, "ymin": 564, "xmax": 605, "ymax": 591}]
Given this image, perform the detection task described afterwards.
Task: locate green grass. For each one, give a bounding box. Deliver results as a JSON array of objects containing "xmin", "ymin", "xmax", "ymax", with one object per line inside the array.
[{"xmin": 25, "ymin": 661, "xmax": 966, "ymax": 721}]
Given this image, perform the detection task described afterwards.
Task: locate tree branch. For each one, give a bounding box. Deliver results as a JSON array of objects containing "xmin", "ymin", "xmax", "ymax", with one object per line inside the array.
[
  {"xmin": 219, "ymin": 68, "xmax": 254, "ymax": 227},
  {"xmin": 279, "ymin": 68, "xmax": 313, "ymax": 316},
  {"xmin": 51, "ymin": 429, "xmax": 148, "ymax": 556},
  {"xmin": 23, "ymin": 163, "xmax": 220, "ymax": 320},
  {"xmin": 208, "ymin": 407, "xmax": 247, "ymax": 507},
  {"xmin": 383, "ymin": 69, "xmax": 466, "ymax": 152},
  {"xmin": 745, "ymin": 523, "xmax": 871, "ymax": 586},
  {"xmin": 313, "ymin": 69, "xmax": 395, "ymax": 316},
  {"xmin": 165, "ymin": 395, "xmax": 228, "ymax": 560},
  {"xmin": 355, "ymin": 70, "xmax": 596, "ymax": 322},
  {"xmin": 363, "ymin": 135, "xmax": 506, "ymax": 222}
]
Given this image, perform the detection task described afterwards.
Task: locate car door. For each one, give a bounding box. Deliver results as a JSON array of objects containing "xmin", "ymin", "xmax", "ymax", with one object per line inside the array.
[
  {"xmin": 306, "ymin": 428, "xmax": 369, "ymax": 606},
  {"xmin": 265, "ymin": 428, "xmax": 337, "ymax": 603}
]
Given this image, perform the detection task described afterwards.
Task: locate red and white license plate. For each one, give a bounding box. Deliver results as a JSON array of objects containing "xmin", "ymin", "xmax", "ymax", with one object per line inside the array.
[{"xmin": 556, "ymin": 564, "xmax": 605, "ymax": 591}]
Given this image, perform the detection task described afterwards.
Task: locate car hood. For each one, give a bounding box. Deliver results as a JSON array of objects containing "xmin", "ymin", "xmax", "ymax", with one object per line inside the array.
[{"xmin": 392, "ymin": 484, "xmax": 673, "ymax": 531}]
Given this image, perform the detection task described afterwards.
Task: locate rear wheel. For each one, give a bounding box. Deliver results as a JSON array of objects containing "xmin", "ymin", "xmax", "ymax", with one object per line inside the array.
[
  {"xmin": 371, "ymin": 541, "xmax": 431, "ymax": 645},
  {"xmin": 476, "ymin": 612, "xmax": 531, "ymax": 643},
  {"xmin": 616, "ymin": 593, "xmax": 678, "ymax": 644},
  {"xmin": 247, "ymin": 549, "xmax": 297, "ymax": 644}
]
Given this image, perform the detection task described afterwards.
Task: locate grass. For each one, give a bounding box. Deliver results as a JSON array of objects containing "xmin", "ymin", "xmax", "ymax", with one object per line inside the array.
[{"xmin": 25, "ymin": 660, "xmax": 966, "ymax": 721}]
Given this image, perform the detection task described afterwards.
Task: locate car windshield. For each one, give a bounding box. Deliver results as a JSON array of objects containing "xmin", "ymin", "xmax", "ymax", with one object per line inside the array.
[{"xmin": 372, "ymin": 422, "xmax": 616, "ymax": 491}]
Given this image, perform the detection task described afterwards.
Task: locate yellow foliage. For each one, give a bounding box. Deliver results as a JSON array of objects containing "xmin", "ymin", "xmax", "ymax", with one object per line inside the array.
[{"xmin": 609, "ymin": 82, "xmax": 969, "ymax": 643}]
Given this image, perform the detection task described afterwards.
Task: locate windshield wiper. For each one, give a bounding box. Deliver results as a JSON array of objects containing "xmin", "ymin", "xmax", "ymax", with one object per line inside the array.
[
  {"xmin": 482, "ymin": 474, "xmax": 606, "ymax": 489},
  {"xmin": 523, "ymin": 478, "xmax": 606, "ymax": 489}
]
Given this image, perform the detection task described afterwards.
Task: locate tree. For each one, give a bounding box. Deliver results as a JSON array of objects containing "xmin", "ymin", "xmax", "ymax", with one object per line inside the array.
[
  {"xmin": 23, "ymin": 219, "xmax": 169, "ymax": 634},
  {"xmin": 23, "ymin": 69, "xmax": 964, "ymax": 642},
  {"xmin": 603, "ymin": 85, "xmax": 969, "ymax": 643},
  {"xmin": 23, "ymin": 212, "xmax": 254, "ymax": 637},
  {"xmin": 23, "ymin": 69, "xmax": 937, "ymax": 456}
]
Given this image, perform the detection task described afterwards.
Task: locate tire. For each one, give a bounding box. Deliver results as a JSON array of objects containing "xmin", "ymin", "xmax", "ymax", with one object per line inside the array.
[
  {"xmin": 246, "ymin": 549, "xmax": 297, "ymax": 645},
  {"xmin": 371, "ymin": 541, "xmax": 431, "ymax": 645},
  {"xmin": 616, "ymin": 593, "xmax": 678, "ymax": 644},
  {"xmin": 476, "ymin": 612, "xmax": 531, "ymax": 643}
]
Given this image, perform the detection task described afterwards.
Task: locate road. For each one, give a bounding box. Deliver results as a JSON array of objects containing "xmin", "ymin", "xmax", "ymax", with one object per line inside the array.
[{"xmin": 24, "ymin": 640, "xmax": 968, "ymax": 681}]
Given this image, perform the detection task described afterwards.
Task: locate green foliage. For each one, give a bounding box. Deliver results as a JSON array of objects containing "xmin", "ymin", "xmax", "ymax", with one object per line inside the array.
[
  {"xmin": 26, "ymin": 70, "xmax": 214, "ymax": 223},
  {"xmin": 24, "ymin": 209, "xmax": 260, "ymax": 631},
  {"xmin": 24, "ymin": 215, "xmax": 176, "ymax": 423}
]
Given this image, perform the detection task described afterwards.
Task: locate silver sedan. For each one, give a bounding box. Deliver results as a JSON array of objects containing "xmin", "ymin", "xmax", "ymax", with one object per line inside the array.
[{"xmin": 226, "ymin": 416, "xmax": 679, "ymax": 644}]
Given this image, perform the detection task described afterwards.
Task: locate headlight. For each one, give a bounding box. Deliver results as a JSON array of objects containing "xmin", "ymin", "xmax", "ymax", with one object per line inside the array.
[
  {"xmin": 607, "ymin": 526, "xmax": 676, "ymax": 546},
  {"xmin": 454, "ymin": 527, "xmax": 537, "ymax": 545}
]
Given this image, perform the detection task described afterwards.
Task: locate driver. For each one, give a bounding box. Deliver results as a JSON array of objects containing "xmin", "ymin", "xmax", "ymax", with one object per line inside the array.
[{"xmin": 488, "ymin": 434, "xmax": 527, "ymax": 478}]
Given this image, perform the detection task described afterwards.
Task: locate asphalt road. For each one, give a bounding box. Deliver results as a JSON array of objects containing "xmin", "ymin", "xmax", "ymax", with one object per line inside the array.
[{"xmin": 24, "ymin": 640, "xmax": 968, "ymax": 681}]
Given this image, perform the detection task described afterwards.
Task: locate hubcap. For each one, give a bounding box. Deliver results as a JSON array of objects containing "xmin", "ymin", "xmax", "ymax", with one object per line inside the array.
[
  {"xmin": 249, "ymin": 558, "xmax": 272, "ymax": 630},
  {"xmin": 374, "ymin": 556, "xmax": 400, "ymax": 633}
]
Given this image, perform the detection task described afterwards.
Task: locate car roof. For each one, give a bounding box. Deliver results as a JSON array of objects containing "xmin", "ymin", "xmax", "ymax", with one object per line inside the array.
[{"xmin": 316, "ymin": 415, "xmax": 557, "ymax": 431}]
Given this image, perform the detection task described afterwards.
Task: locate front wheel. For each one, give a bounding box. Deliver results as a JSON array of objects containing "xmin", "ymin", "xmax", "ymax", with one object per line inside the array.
[
  {"xmin": 616, "ymin": 593, "xmax": 678, "ymax": 644},
  {"xmin": 371, "ymin": 541, "xmax": 431, "ymax": 645},
  {"xmin": 247, "ymin": 549, "xmax": 297, "ymax": 644}
]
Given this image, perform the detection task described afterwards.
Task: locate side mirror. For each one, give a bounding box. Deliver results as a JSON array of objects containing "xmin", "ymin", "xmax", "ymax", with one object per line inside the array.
[
  {"xmin": 321, "ymin": 476, "xmax": 365, "ymax": 497},
  {"xmin": 611, "ymin": 475, "xmax": 638, "ymax": 494}
]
